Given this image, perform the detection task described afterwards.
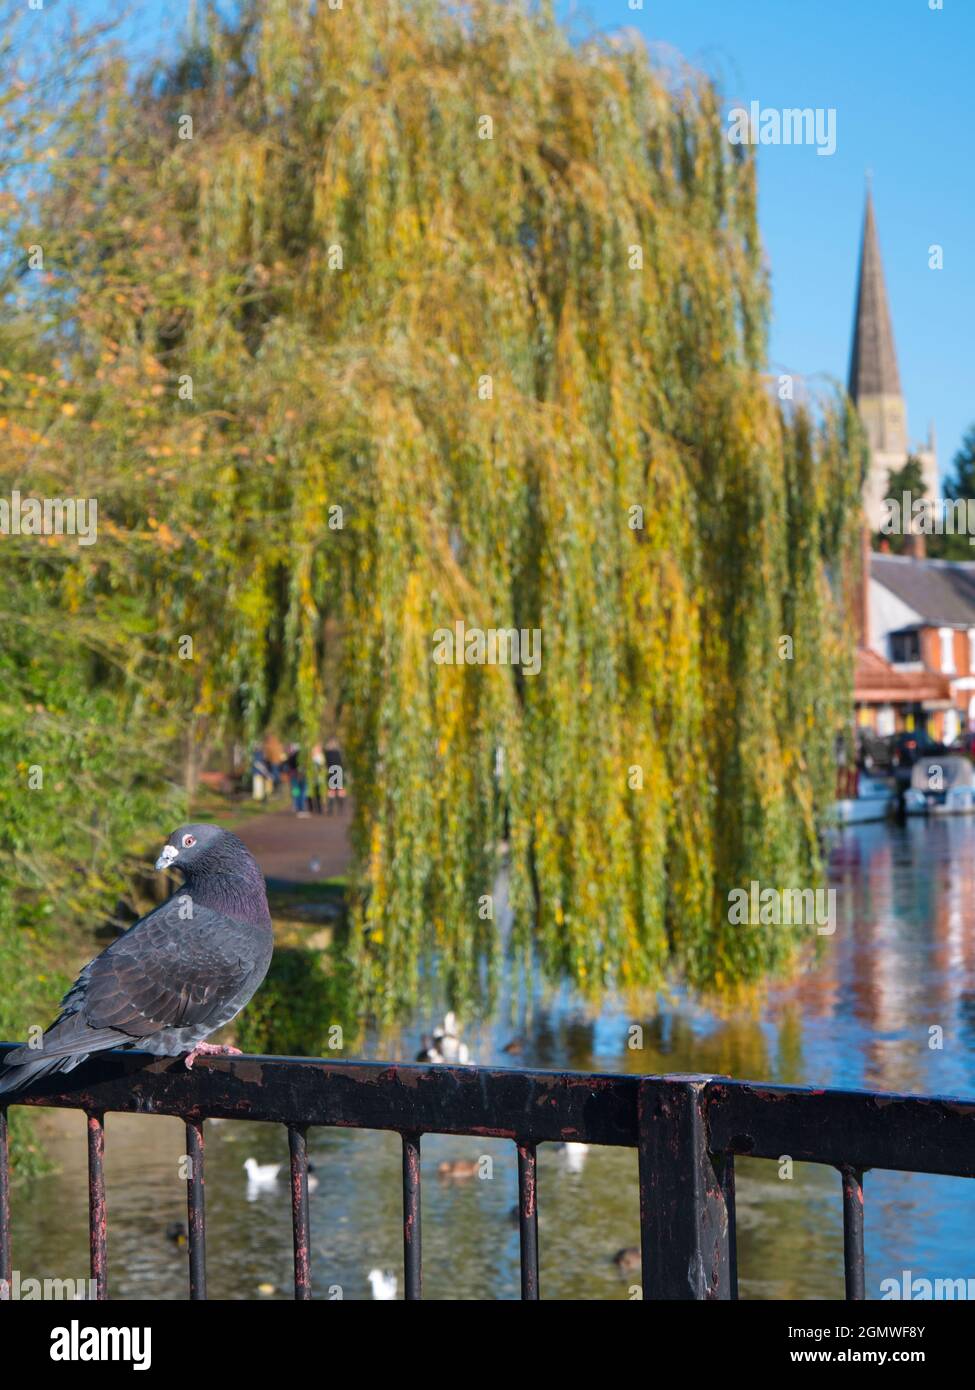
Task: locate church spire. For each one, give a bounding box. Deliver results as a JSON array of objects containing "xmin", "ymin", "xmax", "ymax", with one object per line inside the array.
[
  {"xmin": 849, "ymin": 188, "xmax": 902, "ymax": 400},
  {"xmin": 848, "ymin": 188, "xmax": 907, "ymax": 455}
]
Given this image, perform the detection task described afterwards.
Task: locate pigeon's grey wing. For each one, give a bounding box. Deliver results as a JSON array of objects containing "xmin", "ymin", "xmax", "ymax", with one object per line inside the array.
[
  {"xmin": 0, "ymin": 898, "xmax": 267, "ymax": 1095},
  {"xmin": 55, "ymin": 958, "xmax": 96, "ymax": 1016},
  {"xmin": 81, "ymin": 897, "xmax": 258, "ymax": 1039}
]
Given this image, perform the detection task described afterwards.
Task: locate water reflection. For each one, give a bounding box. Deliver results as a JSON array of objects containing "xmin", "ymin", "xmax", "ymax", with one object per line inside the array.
[{"xmin": 9, "ymin": 817, "xmax": 975, "ymax": 1299}]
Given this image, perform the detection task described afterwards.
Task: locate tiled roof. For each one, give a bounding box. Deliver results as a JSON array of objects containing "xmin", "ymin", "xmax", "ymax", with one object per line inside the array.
[
  {"xmin": 871, "ymin": 553, "xmax": 975, "ymax": 627},
  {"xmin": 854, "ymin": 646, "xmax": 951, "ymax": 702}
]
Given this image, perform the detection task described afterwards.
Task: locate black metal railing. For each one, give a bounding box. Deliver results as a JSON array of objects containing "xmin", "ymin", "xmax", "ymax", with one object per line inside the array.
[{"xmin": 2, "ymin": 1041, "xmax": 975, "ymax": 1300}]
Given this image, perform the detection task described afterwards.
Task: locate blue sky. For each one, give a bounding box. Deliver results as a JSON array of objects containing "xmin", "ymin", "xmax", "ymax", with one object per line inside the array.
[
  {"xmin": 74, "ymin": 0, "xmax": 974, "ymax": 475},
  {"xmin": 574, "ymin": 0, "xmax": 974, "ymax": 477}
]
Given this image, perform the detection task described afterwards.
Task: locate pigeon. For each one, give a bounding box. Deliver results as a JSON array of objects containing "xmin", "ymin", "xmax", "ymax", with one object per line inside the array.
[{"xmin": 0, "ymin": 823, "xmax": 273, "ymax": 1095}]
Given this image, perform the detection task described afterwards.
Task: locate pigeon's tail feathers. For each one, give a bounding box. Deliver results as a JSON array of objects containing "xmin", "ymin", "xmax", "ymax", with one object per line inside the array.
[
  {"xmin": 0, "ymin": 1023, "xmax": 129, "ymax": 1096},
  {"xmin": 0, "ymin": 1049, "xmax": 83, "ymax": 1096}
]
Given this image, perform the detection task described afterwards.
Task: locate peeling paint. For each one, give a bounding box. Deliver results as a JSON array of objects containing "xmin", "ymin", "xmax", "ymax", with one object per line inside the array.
[{"xmin": 4, "ymin": 1044, "xmax": 975, "ymax": 1301}]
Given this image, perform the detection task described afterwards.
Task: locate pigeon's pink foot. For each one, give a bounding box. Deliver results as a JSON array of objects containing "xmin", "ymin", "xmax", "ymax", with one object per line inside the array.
[{"xmin": 184, "ymin": 1042, "xmax": 243, "ymax": 1070}]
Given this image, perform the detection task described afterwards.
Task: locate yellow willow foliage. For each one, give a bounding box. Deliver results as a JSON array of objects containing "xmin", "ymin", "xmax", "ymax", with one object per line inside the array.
[{"xmin": 3, "ymin": 0, "xmax": 863, "ymax": 1018}]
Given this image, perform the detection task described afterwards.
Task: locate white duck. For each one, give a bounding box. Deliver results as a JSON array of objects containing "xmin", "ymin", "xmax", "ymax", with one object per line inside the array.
[
  {"xmin": 368, "ymin": 1268, "xmax": 397, "ymax": 1300},
  {"xmin": 244, "ymin": 1157, "xmax": 281, "ymax": 1194},
  {"xmin": 416, "ymin": 1011, "xmax": 473, "ymax": 1064},
  {"xmin": 559, "ymin": 1141, "xmax": 590, "ymax": 1173},
  {"xmin": 433, "ymin": 1011, "xmax": 472, "ymax": 1065}
]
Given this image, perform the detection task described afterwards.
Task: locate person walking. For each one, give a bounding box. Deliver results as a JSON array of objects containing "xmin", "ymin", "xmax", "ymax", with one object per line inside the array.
[
  {"xmin": 309, "ymin": 742, "xmax": 326, "ymax": 814},
  {"xmin": 263, "ymin": 731, "xmax": 285, "ymax": 793},
  {"xmin": 285, "ymin": 743, "xmax": 309, "ymax": 817},
  {"xmin": 250, "ymin": 746, "xmax": 273, "ymax": 801},
  {"xmin": 325, "ymin": 736, "xmax": 346, "ymax": 815}
]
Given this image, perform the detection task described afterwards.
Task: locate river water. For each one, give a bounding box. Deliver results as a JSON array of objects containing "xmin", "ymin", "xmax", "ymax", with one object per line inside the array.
[{"xmin": 8, "ymin": 816, "xmax": 975, "ymax": 1300}]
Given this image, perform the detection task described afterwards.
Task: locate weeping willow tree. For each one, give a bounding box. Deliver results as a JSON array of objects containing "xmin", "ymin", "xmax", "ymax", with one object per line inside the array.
[{"xmin": 0, "ymin": 0, "xmax": 863, "ymax": 1020}]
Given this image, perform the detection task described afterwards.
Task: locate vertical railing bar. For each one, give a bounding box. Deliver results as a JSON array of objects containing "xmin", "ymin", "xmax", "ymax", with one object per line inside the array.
[
  {"xmin": 86, "ymin": 1111, "xmax": 108, "ymax": 1300},
  {"xmin": 840, "ymin": 1164, "xmax": 865, "ymax": 1300},
  {"xmin": 185, "ymin": 1118, "xmax": 207, "ymax": 1300},
  {"xmin": 637, "ymin": 1075, "xmax": 732, "ymax": 1300},
  {"xmin": 289, "ymin": 1123, "xmax": 312, "ymax": 1300},
  {"xmin": 516, "ymin": 1139, "xmax": 539, "ymax": 1300},
  {"xmin": 721, "ymin": 1153, "xmax": 739, "ymax": 1300},
  {"xmin": 0, "ymin": 1108, "xmax": 10, "ymax": 1297},
  {"xmin": 401, "ymin": 1131, "xmax": 421, "ymax": 1300}
]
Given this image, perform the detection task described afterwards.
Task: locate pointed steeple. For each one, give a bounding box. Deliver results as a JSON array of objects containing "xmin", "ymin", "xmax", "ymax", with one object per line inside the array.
[
  {"xmin": 848, "ymin": 188, "xmax": 907, "ymax": 455},
  {"xmin": 849, "ymin": 189, "xmax": 901, "ymax": 400}
]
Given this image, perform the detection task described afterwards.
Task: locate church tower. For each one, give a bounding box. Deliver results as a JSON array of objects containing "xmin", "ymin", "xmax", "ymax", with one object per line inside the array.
[{"xmin": 848, "ymin": 187, "xmax": 937, "ymax": 530}]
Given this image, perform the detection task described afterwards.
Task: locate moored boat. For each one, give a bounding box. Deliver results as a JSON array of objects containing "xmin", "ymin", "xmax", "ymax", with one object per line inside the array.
[
  {"xmin": 905, "ymin": 754, "xmax": 975, "ymax": 816},
  {"xmin": 831, "ymin": 772, "xmax": 896, "ymax": 825}
]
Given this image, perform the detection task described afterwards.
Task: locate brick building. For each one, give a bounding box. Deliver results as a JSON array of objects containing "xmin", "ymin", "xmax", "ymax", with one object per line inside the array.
[{"xmin": 865, "ymin": 554, "xmax": 975, "ymax": 742}]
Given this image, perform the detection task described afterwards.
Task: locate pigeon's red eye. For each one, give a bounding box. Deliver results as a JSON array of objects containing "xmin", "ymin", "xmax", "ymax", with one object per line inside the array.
[{"xmin": 182, "ymin": 834, "xmax": 196, "ymax": 849}]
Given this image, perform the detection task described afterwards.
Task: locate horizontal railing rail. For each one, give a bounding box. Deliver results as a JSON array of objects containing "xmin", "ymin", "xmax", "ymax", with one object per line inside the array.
[{"xmin": 2, "ymin": 1041, "xmax": 974, "ymax": 1300}]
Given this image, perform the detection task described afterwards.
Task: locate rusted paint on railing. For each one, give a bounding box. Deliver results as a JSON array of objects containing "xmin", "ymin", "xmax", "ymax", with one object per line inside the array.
[
  {"xmin": 704, "ymin": 1079, "xmax": 975, "ymax": 1178},
  {"xmin": 840, "ymin": 1164, "xmax": 865, "ymax": 1300},
  {"xmin": 3, "ymin": 1044, "xmax": 975, "ymax": 1301},
  {"xmin": 86, "ymin": 1111, "xmax": 107, "ymax": 1300},
  {"xmin": 721, "ymin": 1153, "xmax": 739, "ymax": 1300},
  {"xmin": 186, "ymin": 1118, "xmax": 206, "ymax": 1300},
  {"xmin": 0, "ymin": 1107, "xmax": 10, "ymax": 1294},
  {"xmin": 401, "ymin": 1131, "xmax": 421, "ymax": 1301},
  {"xmin": 637, "ymin": 1076, "xmax": 732, "ymax": 1300},
  {"xmin": 288, "ymin": 1124, "xmax": 311, "ymax": 1300},
  {"xmin": 516, "ymin": 1140, "xmax": 539, "ymax": 1299},
  {"xmin": 0, "ymin": 1049, "xmax": 639, "ymax": 1145}
]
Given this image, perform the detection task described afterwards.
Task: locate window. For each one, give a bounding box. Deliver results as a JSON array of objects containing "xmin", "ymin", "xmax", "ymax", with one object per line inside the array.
[
  {"xmin": 890, "ymin": 630, "xmax": 921, "ymax": 664},
  {"xmin": 939, "ymin": 628, "xmax": 956, "ymax": 674}
]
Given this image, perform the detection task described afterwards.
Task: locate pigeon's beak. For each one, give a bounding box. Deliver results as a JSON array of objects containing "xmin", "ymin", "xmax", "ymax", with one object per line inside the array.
[{"xmin": 155, "ymin": 844, "xmax": 179, "ymax": 872}]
